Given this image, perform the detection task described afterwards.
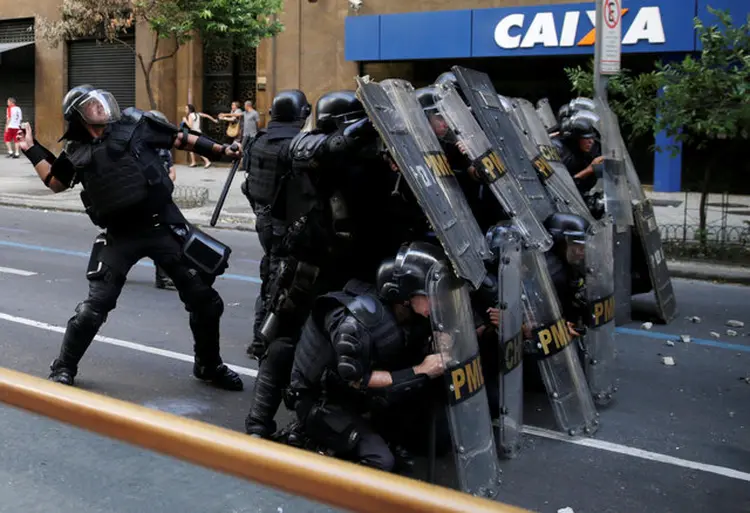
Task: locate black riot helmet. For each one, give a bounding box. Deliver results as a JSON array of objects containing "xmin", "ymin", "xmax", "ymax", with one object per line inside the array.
[
  {"xmin": 544, "ymin": 213, "xmax": 590, "ymax": 271},
  {"xmin": 561, "ymin": 110, "xmax": 601, "ymax": 140},
  {"xmin": 485, "ymin": 222, "xmax": 524, "ymax": 263},
  {"xmin": 376, "ymin": 241, "xmax": 446, "ymax": 303},
  {"xmin": 558, "ymin": 103, "xmax": 571, "ymax": 122},
  {"xmin": 270, "ymin": 89, "xmax": 311, "ymax": 122},
  {"xmin": 315, "ymin": 90, "xmax": 366, "ymax": 133},
  {"xmin": 568, "ymin": 97, "xmax": 596, "ymax": 114},
  {"xmin": 63, "ymin": 85, "xmax": 121, "ymax": 126}
]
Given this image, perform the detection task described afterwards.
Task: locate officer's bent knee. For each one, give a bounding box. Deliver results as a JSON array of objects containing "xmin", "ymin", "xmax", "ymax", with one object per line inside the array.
[{"xmin": 72, "ymin": 302, "xmax": 107, "ymax": 330}]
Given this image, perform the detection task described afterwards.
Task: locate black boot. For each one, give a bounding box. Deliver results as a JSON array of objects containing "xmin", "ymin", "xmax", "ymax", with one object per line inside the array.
[
  {"xmin": 193, "ymin": 361, "xmax": 244, "ymax": 391},
  {"xmin": 244, "ymin": 362, "xmax": 281, "ymax": 438},
  {"xmin": 48, "ymin": 303, "xmax": 105, "ymax": 386}
]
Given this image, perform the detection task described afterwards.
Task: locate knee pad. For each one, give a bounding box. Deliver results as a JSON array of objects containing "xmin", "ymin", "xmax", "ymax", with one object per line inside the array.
[
  {"xmin": 180, "ymin": 272, "xmax": 224, "ymax": 317},
  {"xmin": 70, "ymin": 302, "xmax": 107, "ymax": 331},
  {"xmin": 265, "ymin": 337, "xmax": 296, "ymax": 366}
]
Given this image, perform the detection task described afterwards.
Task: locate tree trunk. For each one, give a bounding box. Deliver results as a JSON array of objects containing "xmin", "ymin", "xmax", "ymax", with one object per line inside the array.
[
  {"xmin": 137, "ymin": 54, "xmax": 157, "ymax": 111},
  {"xmin": 698, "ymin": 162, "xmax": 713, "ymax": 251}
]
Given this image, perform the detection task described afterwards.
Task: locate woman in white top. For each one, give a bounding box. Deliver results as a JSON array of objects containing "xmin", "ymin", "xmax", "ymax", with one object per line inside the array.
[{"xmin": 182, "ymin": 104, "xmax": 218, "ymax": 168}]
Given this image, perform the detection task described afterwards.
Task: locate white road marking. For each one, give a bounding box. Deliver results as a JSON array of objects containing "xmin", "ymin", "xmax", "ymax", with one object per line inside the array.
[
  {"xmin": 523, "ymin": 426, "xmax": 750, "ymax": 483},
  {"xmin": 0, "ymin": 266, "xmax": 37, "ymax": 276},
  {"xmin": 1, "ymin": 310, "xmax": 749, "ymax": 483},
  {"xmin": 0, "ymin": 312, "xmax": 257, "ymax": 378}
]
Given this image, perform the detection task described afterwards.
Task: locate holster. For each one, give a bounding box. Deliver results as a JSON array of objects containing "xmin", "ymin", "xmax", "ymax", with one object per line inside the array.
[
  {"xmin": 304, "ymin": 402, "xmax": 361, "ymax": 455},
  {"xmin": 170, "ymin": 224, "xmax": 232, "ymax": 276}
]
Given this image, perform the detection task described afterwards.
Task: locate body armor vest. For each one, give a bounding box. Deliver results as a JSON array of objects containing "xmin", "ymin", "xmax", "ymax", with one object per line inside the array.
[
  {"xmin": 68, "ymin": 115, "xmax": 174, "ymax": 228},
  {"xmin": 291, "ymin": 280, "xmax": 405, "ymax": 392},
  {"xmin": 247, "ymin": 130, "xmax": 291, "ymax": 207}
]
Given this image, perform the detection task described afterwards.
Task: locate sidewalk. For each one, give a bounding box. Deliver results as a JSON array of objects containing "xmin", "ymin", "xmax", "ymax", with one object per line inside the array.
[
  {"xmin": 0, "ymin": 156, "xmax": 255, "ymax": 231},
  {"xmin": 2, "ymin": 157, "xmax": 749, "ymax": 284}
]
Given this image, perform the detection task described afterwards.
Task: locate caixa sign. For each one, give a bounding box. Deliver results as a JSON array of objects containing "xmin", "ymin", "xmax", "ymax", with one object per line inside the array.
[{"xmin": 472, "ymin": 0, "xmax": 696, "ymax": 56}]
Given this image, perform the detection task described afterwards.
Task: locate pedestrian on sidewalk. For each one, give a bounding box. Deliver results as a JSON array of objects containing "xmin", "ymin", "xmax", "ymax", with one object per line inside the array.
[
  {"xmin": 218, "ymin": 101, "xmax": 244, "ymax": 146},
  {"xmin": 182, "ymin": 104, "xmax": 218, "ymax": 169},
  {"xmin": 4, "ymin": 97, "xmax": 22, "ymax": 158},
  {"xmin": 220, "ymin": 100, "xmax": 260, "ymax": 157}
]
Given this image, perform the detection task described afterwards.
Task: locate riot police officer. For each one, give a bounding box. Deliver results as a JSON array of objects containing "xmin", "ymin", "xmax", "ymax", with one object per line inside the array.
[
  {"xmin": 17, "ymin": 85, "xmax": 243, "ymax": 390},
  {"xmin": 552, "ymin": 110, "xmax": 604, "ymax": 197},
  {"xmin": 150, "ymin": 110, "xmax": 177, "ymax": 290},
  {"xmin": 242, "ymin": 89, "xmax": 312, "ymax": 359},
  {"xmin": 243, "ymin": 90, "xmax": 379, "ymax": 438},
  {"xmin": 285, "ymin": 242, "xmax": 448, "ymax": 471}
]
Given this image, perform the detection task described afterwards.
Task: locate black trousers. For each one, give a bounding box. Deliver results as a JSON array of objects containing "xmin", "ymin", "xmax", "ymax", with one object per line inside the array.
[
  {"xmin": 252, "ymin": 212, "xmax": 284, "ymax": 346},
  {"xmin": 51, "ymin": 225, "xmax": 225, "ymax": 376}
]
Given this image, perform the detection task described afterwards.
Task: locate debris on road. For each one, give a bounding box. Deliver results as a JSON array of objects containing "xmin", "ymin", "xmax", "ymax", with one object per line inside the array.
[
  {"xmin": 641, "ymin": 322, "xmax": 653, "ymax": 330},
  {"xmin": 662, "ymin": 356, "xmax": 676, "ymax": 366},
  {"xmin": 687, "ymin": 316, "xmax": 702, "ymax": 323},
  {"xmin": 557, "ymin": 508, "xmax": 575, "ymax": 513},
  {"xmin": 726, "ymin": 329, "xmax": 738, "ymax": 337},
  {"xmin": 710, "ymin": 331, "xmax": 721, "ymax": 339},
  {"xmin": 739, "ymin": 376, "xmax": 750, "ymax": 385},
  {"xmin": 726, "ymin": 320, "xmax": 745, "ymax": 328},
  {"xmin": 679, "ymin": 334, "xmax": 691, "ymax": 344},
  {"xmin": 666, "ymin": 340, "xmax": 675, "ymax": 347}
]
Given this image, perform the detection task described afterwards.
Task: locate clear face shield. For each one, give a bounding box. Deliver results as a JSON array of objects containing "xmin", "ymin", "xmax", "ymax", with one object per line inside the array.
[
  {"xmin": 73, "ymin": 90, "xmax": 122, "ymax": 126},
  {"xmin": 562, "ymin": 231, "xmax": 587, "ymax": 274},
  {"xmin": 424, "ymin": 106, "xmax": 457, "ymax": 144}
]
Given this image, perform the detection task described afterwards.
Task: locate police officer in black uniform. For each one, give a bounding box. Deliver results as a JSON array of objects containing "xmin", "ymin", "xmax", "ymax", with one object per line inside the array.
[
  {"xmin": 244, "ymin": 90, "xmax": 380, "ymax": 438},
  {"xmin": 285, "ymin": 242, "xmax": 448, "ymax": 472},
  {"xmin": 552, "ymin": 111, "xmax": 604, "ymax": 197},
  {"xmin": 17, "ymin": 85, "xmax": 243, "ymax": 390},
  {"xmin": 242, "ymin": 89, "xmax": 312, "ymax": 359},
  {"xmin": 150, "ymin": 110, "xmax": 178, "ymax": 290}
]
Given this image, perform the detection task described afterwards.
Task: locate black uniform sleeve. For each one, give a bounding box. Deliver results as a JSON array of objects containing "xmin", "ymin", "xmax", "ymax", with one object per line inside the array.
[
  {"xmin": 140, "ymin": 116, "xmax": 179, "ymax": 150},
  {"xmin": 324, "ymin": 310, "xmax": 372, "ymax": 387},
  {"xmin": 48, "ymin": 152, "xmax": 78, "ymax": 188}
]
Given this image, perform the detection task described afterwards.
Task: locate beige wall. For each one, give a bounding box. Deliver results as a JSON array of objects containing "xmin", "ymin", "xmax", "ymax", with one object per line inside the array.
[{"xmin": 259, "ymin": 0, "xmax": 588, "ymax": 110}]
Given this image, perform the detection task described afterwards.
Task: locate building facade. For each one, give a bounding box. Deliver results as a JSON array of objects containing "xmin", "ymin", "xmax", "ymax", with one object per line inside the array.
[{"xmin": 2, "ymin": 0, "xmax": 747, "ymax": 184}]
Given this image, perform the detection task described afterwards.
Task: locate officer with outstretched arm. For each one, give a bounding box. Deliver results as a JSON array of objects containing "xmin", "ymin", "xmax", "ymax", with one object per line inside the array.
[{"xmin": 16, "ymin": 85, "xmax": 244, "ymax": 390}]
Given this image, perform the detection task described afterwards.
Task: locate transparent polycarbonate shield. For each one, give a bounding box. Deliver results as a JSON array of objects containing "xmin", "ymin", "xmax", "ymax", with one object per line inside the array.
[
  {"xmin": 450, "ymin": 66, "xmax": 557, "ymax": 225},
  {"xmin": 583, "ymin": 218, "xmax": 617, "ymax": 406},
  {"xmin": 593, "ymin": 98, "xmax": 634, "ymax": 227},
  {"xmin": 511, "ymin": 98, "xmax": 595, "ymax": 224},
  {"xmin": 633, "ymin": 199, "xmax": 678, "ymax": 323},
  {"xmin": 495, "ymin": 229, "xmax": 524, "ymax": 458},
  {"xmin": 520, "ymin": 250, "xmax": 599, "ymax": 436},
  {"xmin": 355, "ymin": 76, "xmax": 490, "ymax": 289},
  {"xmin": 535, "ymin": 98, "xmax": 559, "ymax": 133},
  {"xmin": 428, "ymin": 260, "xmax": 502, "ymax": 498},
  {"xmin": 433, "ymin": 82, "xmax": 553, "ymax": 252}
]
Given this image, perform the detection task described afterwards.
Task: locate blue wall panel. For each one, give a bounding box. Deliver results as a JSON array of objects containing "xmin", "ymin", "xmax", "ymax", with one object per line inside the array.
[
  {"xmin": 345, "ymin": 15, "xmax": 380, "ymax": 62},
  {"xmin": 380, "ymin": 10, "xmax": 473, "ymax": 60}
]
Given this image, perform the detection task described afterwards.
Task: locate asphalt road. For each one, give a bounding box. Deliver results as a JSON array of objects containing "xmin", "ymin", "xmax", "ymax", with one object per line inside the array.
[{"xmin": 0, "ymin": 205, "xmax": 748, "ymax": 513}]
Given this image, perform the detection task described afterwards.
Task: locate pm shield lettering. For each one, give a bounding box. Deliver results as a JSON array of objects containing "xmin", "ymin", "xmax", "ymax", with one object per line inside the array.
[{"xmin": 429, "ymin": 260, "xmax": 501, "ymax": 497}]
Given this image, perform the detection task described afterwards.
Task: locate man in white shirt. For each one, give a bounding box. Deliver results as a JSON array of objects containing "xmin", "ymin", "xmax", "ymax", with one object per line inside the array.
[{"xmin": 4, "ymin": 97, "xmax": 22, "ymax": 158}]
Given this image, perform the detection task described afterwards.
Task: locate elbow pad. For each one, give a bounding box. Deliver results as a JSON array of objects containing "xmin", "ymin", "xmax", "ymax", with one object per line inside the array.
[{"xmin": 333, "ymin": 316, "xmax": 371, "ymax": 384}]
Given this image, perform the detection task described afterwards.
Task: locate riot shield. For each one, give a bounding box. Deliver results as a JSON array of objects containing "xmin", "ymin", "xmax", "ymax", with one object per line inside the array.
[
  {"xmin": 521, "ymin": 250, "xmax": 599, "ymax": 436},
  {"xmin": 593, "ymin": 98, "xmax": 634, "ymax": 227},
  {"xmin": 495, "ymin": 228, "xmax": 524, "ymax": 458},
  {"xmin": 510, "ymin": 98, "xmax": 596, "ymax": 224},
  {"xmin": 633, "ymin": 199, "xmax": 678, "ymax": 322},
  {"xmin": 535, "ymin": 98, "xmax": 558, "ymax": 133},
  {"xmin": 355, "ymin": 77, "xmax": 490, "ymax": 290},
  {"xmin": 450, "ymin": 66, "xmax": 557, "ymax": 225},
  {"xmin": 583, "ymin": 218, "xmax": 617, "ymax": 406},
  {"xmin": 432, "ymin": 82, "xmax": 553, "ymax": 252},
  {"xmin": 428, "ymin": 260, "xmax": 502, "ymax": 497}
]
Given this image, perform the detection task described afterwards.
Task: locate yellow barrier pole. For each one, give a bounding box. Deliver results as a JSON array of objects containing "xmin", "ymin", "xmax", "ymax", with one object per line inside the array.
[{"xmin": 0, "ymin": 367, "xmax": 532, "ymax": 513}]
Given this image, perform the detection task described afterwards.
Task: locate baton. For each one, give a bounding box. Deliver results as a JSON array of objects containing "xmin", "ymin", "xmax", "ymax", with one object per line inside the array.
[{"xmin": 210, "ymin": 146, "xmax": 242, "ymax": 227}]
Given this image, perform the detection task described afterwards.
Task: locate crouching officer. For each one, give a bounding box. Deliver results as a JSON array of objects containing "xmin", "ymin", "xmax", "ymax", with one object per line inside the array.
[
  {"xmin": 284, "ymin": 243, "xmax": 447, "ymax": 472},
  {"xmin": 552, "ymin": 110, "xmax": 604, "ymax": 197},
  {"xmin": 242, "ymin": 89, "xmax": 311, "ymax": 359},
  {"xmin": 17, "ymin": 85, "xmax": 243, "ymax": 391}
]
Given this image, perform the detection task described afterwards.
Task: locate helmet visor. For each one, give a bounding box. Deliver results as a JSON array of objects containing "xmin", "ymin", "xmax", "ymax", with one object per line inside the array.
[{"xmin": 74, "ymin": 90, "xmax": 121, "ymax": 125}]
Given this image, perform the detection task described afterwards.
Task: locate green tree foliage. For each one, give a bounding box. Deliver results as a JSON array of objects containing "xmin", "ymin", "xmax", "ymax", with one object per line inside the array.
[
  {"xmin": 38, "ymin": 0, "xmax": 283, "ymax": 110},
  {"xmin": 565, "ymin": 8, "xmax": 749, "ymax": 245}
]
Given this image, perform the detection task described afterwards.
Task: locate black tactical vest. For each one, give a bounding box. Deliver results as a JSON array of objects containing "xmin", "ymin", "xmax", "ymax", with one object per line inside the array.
[
  {"xmin": 247, "ymin": 130, "xmax": 287, "ymax": 207},
  {"xmin": 68, "ymin": 115, "xmax": 174, "ymax": 229},
  {"xmin": 291, "ymin": 280, "xmax": 406, "ymax": 391}
]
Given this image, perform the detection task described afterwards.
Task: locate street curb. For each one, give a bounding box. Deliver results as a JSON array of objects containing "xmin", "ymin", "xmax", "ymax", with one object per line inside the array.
[
  {"xmin": 667, "ymin": 260, "xmax": 750, "ymax": 285},
  {"xmin": 0, "ymin": 201, "xmax": 257, "ymax": 233}
]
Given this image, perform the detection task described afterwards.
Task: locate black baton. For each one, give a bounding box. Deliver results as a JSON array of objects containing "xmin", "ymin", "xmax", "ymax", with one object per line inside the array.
[{"xmin": 210, "ymin": 148, "xmax": 242, "ymax": 227}]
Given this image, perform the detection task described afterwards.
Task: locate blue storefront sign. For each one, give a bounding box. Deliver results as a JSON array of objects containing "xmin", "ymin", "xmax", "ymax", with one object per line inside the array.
[{"xmin": 345, "ymin": 0, "xmax": 747, "ymax": 61}]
